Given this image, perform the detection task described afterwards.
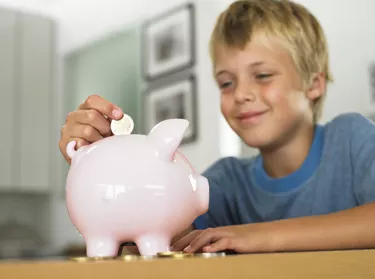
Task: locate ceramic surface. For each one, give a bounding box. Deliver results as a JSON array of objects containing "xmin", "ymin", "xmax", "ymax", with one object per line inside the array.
[{"xmin": 65, "ymin": 119, "xmax": 209, "ymax": 257}]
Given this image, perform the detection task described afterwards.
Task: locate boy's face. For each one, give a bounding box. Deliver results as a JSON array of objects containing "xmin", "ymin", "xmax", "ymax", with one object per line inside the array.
[{"xmin": 214, "ymin": 35, "xmax": 321, "ymax": 149}]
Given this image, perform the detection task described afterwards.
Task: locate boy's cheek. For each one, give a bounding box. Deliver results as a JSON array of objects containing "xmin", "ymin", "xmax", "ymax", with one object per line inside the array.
[
  {"xmin": 262, "ymin": 89, "xmax": 302, "ymax": 117},
  {"xmin": 260, "ymin": 86, "xmax": 285, "ymax": 106},
  {"xmin": 283, "ymin": 90, "xmax": 311, "ymax": 114},
  {"xmin": 220, "ymin": 97, "xmax": 232, "ymax": 116}
]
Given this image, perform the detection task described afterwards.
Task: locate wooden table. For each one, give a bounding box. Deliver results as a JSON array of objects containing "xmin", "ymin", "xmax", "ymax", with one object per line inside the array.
[{"xmin": 0, "ymin": 249, "xmax": 374, "ymax": 279}]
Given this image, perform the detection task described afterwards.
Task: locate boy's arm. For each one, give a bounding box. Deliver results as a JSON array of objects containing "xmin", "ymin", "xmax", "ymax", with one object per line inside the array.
[
  {"xmin": 264, "ymin": 202, "xmax": 375, "ymax": 252},
  {"xmin": 177, "ymin": 202, "xmax": 375, "ymax": 254},
  {"xmin": 257, "ymin": 115, "xmax": 375, "ymax": 253}
]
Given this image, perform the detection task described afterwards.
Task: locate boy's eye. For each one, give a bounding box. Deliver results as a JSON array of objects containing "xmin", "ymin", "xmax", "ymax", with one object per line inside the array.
[
  {"xmin": 219, "ymin": 81, "xmax": 233, "ymax": 88},
  {"xmin": 256, "ymin": 73, "xmax": 273, "ymax": 80}
]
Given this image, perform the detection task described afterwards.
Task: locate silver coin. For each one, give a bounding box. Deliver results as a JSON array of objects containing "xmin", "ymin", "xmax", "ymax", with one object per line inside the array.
[{"xmin": 111, "ymin": 114, "xmax": 134, "ymax": 135}]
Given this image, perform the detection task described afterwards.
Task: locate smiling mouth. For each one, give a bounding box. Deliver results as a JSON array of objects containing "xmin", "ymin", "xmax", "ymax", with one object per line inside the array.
[{"xmin": 236, "ymin": 110, "xmax": 268, "ymax": 123}]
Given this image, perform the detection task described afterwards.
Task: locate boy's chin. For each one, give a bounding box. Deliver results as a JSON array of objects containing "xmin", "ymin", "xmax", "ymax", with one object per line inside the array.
[
  {"xmin": 242, "ymin": 139, "xmax": 268, "ymax": 150},
  {"xmin": 240, "ymin": 132, "xmax": 279, "ymax": 151}
]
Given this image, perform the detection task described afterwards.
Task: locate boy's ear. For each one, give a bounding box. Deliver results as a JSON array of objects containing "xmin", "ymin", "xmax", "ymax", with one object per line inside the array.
[{"xmin": 306, "ymin": 72, "xmax": 326, "ymax": 101}]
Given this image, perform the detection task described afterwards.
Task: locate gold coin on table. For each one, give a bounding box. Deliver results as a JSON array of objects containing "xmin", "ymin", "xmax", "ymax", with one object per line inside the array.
[
  {"xmin": 157, "ymin": 251, "xmax": 183, "ymax": 257},
  {"xmin": 91, "ymin": 256, "xmax": 116, "ymax": 261},
  {"xmin": 69, "ymin": 257, "xmax": 91, "ymax": 262},
  {"xmin": 171, "ymin": 253, "xmax": 194, "ymax": 259},
  {"xmin": 111, "ymin": 114, "xmax": 134, "ymax": 135},
  {"xmin": 119, "ymin": 255, "xmax": 141, "ymax": 262},
  {"xmin": 157, "ymin": 251, "xmax": 194, "ymax": 259}
]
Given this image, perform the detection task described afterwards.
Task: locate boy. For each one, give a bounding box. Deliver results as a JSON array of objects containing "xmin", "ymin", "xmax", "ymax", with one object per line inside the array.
[{"xmin": 59, "ymin": 0, "xmax": 375, "ymax": 254}]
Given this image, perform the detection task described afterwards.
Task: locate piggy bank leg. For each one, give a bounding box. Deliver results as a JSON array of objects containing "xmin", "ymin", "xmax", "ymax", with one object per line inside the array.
[
  {"xmin": 135, "ymin": 235, "xmax": 171, "ymax": 256},
  {"xmin": 85, "ymin": 237, "xmax": 119, "ymax": 257}
]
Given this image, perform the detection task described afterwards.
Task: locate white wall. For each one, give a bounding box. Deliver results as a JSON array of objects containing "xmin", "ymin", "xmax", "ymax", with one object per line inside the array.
[{"xmin": 295, "ymin": 0, "xmax": 375, "ymax": 123}]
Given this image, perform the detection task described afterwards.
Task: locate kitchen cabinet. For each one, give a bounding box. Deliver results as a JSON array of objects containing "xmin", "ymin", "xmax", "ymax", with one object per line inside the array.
[
  {"xmin": 0, "ymin": 8, "xmax": 56, "ymax": 192},
  {"xmin": 17, "ymin": 12, "xmax": 55, "ymax": 192},
  {"xmin": 0, "ymin": 9, "xmax": 17, "ymax": 190}
]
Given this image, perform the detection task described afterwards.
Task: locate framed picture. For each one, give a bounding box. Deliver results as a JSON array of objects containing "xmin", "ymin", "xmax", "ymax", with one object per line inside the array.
[
  {"xmin": 145, "ymin": 75, "xmax": 198, "ymax": 144},
  {"xmin": 142, "ymin": 3, "xmax": 195, "ymax": 80}
]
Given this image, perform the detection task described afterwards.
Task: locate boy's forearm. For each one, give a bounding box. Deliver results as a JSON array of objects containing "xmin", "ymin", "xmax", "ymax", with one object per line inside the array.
[{"xmin": 266, "ymin": 202, "xmax": 375, "ymax": 252}]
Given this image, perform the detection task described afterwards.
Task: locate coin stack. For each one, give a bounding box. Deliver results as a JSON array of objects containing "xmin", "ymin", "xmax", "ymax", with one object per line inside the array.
[{"xmin": 157, "ymin": 251, "xmax": 195, "ymax": 259}]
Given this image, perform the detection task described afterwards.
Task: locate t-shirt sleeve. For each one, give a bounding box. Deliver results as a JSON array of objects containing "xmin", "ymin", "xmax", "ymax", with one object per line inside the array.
[
  {"xmin": 350, "ymin": 114, "xmax": 375, "ymax": 204},
  {"xmin": 192, "ymin": 157, "xmax": 237, "ymax": 230}
]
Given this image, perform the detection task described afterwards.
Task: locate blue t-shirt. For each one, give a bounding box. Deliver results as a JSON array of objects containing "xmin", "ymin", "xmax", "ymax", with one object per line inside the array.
[{"xmin": 193, "ymin": 112, "xmax": 375, "ymax": 229}]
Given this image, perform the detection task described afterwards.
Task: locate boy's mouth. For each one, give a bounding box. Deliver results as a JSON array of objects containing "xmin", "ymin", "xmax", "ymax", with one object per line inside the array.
[{"xmin": 236, "ymin": 110, "xmax": 268, "ymax": 123}]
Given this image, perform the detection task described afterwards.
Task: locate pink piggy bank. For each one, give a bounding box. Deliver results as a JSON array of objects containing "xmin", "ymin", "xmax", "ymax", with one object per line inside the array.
[{"xmin": 65, "ymin": 119, "xmax": 209, "ymax": 257}]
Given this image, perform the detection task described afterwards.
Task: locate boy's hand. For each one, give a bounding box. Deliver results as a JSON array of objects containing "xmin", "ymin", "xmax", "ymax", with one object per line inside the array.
[
  {"xmin": 173, "ymin": 203, "xmax": 375, "ymax": 254},
  {"xmin": 59, "ymin": 94, "xmax": 124, "ymax": 164},
  {"xmin": 172, "ymin": 224, "xmax": 274, "ymax": 254}
]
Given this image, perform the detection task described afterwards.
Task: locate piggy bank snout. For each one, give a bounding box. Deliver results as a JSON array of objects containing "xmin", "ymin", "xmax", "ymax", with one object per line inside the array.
[{"xmin": 195, "ymin": 175, "xmax": 209, "ymax": 214}]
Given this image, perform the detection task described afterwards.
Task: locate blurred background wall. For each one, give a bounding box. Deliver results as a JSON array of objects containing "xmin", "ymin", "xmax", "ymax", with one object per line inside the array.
[{"xmin": 0, "ymin": 0, "xmax": 374, "ymax": 259}]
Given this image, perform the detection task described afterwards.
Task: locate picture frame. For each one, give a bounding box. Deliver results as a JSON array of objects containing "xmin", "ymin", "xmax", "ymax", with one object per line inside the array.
[
  {"xmin": 144, "ymin": 75, "xmax": 198, "ymax": 144},
  {"xmin": 141, "ymin": 3, "xmax": 196, "ymax": 81}
]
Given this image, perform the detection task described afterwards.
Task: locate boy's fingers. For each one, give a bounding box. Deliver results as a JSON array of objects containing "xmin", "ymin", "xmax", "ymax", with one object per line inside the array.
[
  {"xmin": 202, "ymin": 238, "xmax": 231, "ymax": 253},
  {"xmin": 78, "ymin": 94, "xmax": 123, "ymax": 120},
  {"xmin": 75, "ymin": 138, "xmax": 90, "ymax": 149},
  {"xmin": 66, "ymin": 109, "xmax": 112, "ymax": 137},
  {"xmin": 185, "ymin": 230, "xmax": 225, "ymax": 253},
  {"xmin": 171, "ymin": 230, "xmax": 201, "ymax": 251},
  {"xmin": 67, "ymin": 124, "xmax": 104, "ymax": 143}
]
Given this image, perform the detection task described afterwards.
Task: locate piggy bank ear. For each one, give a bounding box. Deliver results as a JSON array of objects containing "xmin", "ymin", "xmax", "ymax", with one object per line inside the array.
[{"xmin": 147, "ymin": 118, "xmax": 189, "ymax": 161}]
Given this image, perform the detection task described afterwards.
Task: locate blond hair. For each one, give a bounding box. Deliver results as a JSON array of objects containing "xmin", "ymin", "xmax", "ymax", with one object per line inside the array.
[{"xmin": 209, "ymin": 0, "xmax": 333, "ymax": 122}]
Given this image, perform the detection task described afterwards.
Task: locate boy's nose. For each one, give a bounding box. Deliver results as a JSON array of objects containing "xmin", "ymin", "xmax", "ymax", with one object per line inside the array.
[{"xmin": 234, "ymin": 84, "xmax": 256, "ymax": 103}]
